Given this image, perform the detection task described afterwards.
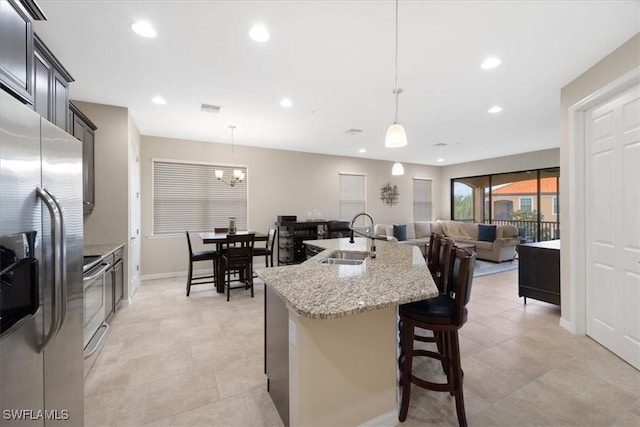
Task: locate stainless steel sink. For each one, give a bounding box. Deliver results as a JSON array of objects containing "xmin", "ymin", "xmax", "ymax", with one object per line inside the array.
[
  {"xmin": 321, "ymin": 258, "xmax": 365, "ymax": 265},
  {"xmin": 320, "ymin": 250, "xmax": 371, "ymax": 265}
]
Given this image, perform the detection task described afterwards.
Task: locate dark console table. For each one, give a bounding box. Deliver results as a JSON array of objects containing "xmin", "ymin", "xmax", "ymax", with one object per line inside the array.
[{"xmin": 518, "ymin": 240, "xmax": 560, "ymax": 305}]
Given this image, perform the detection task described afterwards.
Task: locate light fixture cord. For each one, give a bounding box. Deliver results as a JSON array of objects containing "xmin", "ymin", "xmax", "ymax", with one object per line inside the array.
[
  {"xmin": 229, "ymin": 125, "xmax": 235, "ymax": 159},
  {"xmin": 393, "ymin": 0, "xmax": 400, "ymax": 123}
]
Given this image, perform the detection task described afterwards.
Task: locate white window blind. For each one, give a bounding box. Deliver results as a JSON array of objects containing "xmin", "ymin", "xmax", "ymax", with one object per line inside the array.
[
  {"xmin": 153, "ymin": 160, "xmax": 248, "ymax": 234},
  {"xmin": 413, "ymin": 178, "xmax": 433, "ymax": 221},
  {"xmin": 339, "ymin": 173, "xmax": 366, "ymax": 224}
]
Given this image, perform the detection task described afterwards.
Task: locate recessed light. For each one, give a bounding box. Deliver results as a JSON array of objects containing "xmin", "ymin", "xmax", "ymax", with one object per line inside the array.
[
  {"xmin": 481, "ymin": 57, "xmax": 501, "ymax": 70},
  {"xmin": 131, "ymin": 21, "xmax": 157, "ymax": 38},
  {"xmin": 151, "ymin": 96, "xmax": 166, "ymax": 105},
  {"xmin": 280, "ymin": 98, "xmax": 293, "ymax": 108},
  {"xmin": 249, "ymin": 24, "xmax": 270, "ymax": 42},
  {"xmin": 359, "ymin": 148, "xmax": 367, "ymax": 153},
  {"xmin": 488, "ymin": 105, "xmax": 503, "ymax": 114},
  {"xmin": 437, "ymin": 158, "xmax": 444, "ymax": 163}
]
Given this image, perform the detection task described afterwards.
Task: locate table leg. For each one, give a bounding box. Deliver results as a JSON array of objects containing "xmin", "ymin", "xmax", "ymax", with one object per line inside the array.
[{"xmin": 216, "ymin": 242, "xmax": 224, "ymax": 293}]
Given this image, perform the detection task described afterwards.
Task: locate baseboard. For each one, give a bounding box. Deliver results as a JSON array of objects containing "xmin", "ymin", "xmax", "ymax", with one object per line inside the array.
[
  {"xmin": 140, "ymin": 261, "xmax": 268, "ymax": 282},
  {"xmin": 559, "ymin": 317, "xmax": 577, "ymax": 334},
  {"xmin": 357, "ymin": 410, "xmax": 397, "ymax": 427}
]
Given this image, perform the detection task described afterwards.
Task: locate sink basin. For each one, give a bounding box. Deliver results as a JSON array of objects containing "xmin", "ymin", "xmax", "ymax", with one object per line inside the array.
[
  {"xmin": 320, "ymin": 250, "xmax": 370, "ymax": 265},
  {"xmin": 321, "ymin": 258, "xmax": 365, "ymax": 266}
]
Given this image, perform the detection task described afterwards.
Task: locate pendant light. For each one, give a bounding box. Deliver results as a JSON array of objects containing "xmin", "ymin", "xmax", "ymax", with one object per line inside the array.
[
  {"xmin": 392, "ymin": 162, "xmax": 405, "ymax": 176},
  {"xmin": 385, "ymin": 0, "xmax": 407, "ymax": 148}
]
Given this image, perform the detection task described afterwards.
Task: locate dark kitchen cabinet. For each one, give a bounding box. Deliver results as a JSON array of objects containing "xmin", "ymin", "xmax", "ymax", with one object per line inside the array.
[
  {"xmin": 33, "ymin": 34, "xmax": 73, "ymax": 130},
  {"xmin": 112, "ymin": 247, "xmax": 124, "ymax": 309},
  {"xmin": 0, "ymin": 0, "xmax": 45, "ymax": 104},
  {"xmin": 70, "ymin": 102, "xmax": 97, "ymax": 214}
]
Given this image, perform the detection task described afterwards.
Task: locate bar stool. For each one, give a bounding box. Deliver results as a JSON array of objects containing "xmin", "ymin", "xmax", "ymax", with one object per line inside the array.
[
  {"xmin": 398, "ymin": 247, "xmax": 476, "ymax": 427},
  {"xmin": 185, "ymin": 231, "xmax": 218, "ymax": 297},
  {"xmin": 399, "ymin": 237, "xmax": 455, "ymax": 375}
]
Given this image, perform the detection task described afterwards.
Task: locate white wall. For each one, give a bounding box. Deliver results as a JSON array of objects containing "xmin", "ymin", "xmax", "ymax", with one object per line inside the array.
[
  {"xmin": 140, "ymin": 135, "xmax": 441, "ymax": 277},
  {"xmin": 559, "ymin": 33, "xmax": 640, "ymax": 328},
  {"xmin": 76, "ymin": 101, "xmax": 138, "ymax": 300}
]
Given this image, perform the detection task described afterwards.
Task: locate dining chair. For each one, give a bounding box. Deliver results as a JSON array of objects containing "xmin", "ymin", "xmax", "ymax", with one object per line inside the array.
[
  {"xmin": 253, "ymin": 227, "xmax": 277, "ymax": 268},
  {"xmin": 221, "ymin": 233, "xmax": 255, "ymax": 301},
  {"xmin": 398, "ymin": 247, "xmax": 476, "ymax": 426},
  {"xmin": 185, "ymin": 231, "xmax": 218, "ymax": 297}
]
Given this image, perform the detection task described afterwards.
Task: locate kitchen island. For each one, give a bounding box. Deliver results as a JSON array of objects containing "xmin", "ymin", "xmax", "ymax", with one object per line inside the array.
[{"xmin": 256, "ymin": 238, "xmax": 438, "ymax": 426}]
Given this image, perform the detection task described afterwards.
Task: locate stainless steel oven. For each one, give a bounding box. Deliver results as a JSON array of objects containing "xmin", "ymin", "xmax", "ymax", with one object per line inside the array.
[{"xmin": 82, "ymin": 257, "xmax": 110, "ymax": 349}]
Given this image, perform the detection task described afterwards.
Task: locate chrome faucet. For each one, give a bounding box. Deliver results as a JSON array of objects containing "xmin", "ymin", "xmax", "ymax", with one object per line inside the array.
[{"xmin": 349, "ymin": 212, "xmax": 376, "ymax": 257}]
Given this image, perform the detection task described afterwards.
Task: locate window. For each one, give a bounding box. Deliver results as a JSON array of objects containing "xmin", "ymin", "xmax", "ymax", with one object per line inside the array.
[
  {"xmin": 413, "ymin": 178, "xmax": 432, "ymax": 221},
  {"xmin": 452, "ymin": 182, "xmax": 473, "ymax": 221},
  {"xmin": 552, "ymin": 196, "xmax": 558, "ymax": 215},
  {"xmin": 339, "ymin": 173, "xmax": 366, "ymax": 224},
  {"xmin": 519, "ymin": 197, "xmax": 533, "ymax": 212},
  {"xmin": 153, "ymin": 159, "xmax": 248, "ymax": 235}
]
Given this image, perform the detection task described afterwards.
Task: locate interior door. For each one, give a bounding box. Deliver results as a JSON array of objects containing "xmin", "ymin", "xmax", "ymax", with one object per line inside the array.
[{"xmin": 585, "ymin": 83, "xmax": 640, "ymax": 370}]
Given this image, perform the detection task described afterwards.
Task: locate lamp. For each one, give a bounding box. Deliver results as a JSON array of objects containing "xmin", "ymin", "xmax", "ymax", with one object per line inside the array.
[
  {"xmin": 385, "ymin": 0, "xmax": 407, "ymax": 148},
  {"xmin": 215, "ymin": 125, "xmax": 245, "ymax": 187},
  {"xmin": 392, "ymin": 162, "xmax": 405, "ymax": 176}
]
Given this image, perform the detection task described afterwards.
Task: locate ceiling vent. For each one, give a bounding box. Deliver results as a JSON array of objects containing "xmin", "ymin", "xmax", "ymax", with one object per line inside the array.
[
  {"xmin": 433, "ymin": 142, "xmax": 448, "ymax": 147},
  {"xmin": 200, "ymin": 103, "xmax": 221, "ymax": 113},
  {"xmin": 345, "ymin": 128, "xmax": 363, "ymax": 134}
]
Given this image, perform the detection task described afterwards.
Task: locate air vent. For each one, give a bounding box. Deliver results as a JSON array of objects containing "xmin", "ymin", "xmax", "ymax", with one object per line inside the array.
[
  {"xmin": 345, "ymin": 128, "xmax": 363, "ymax": 134},
  {"xmin": 201, "ymin": 103, "xmax": 221, "ymax": 113},
  {"xmin": 433, "ymin": 143, "xmax": 448, "ymax": 147}
]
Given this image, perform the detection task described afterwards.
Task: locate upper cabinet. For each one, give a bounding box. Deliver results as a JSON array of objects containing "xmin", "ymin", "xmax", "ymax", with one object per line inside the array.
[
  {"xmin": 0, "ymin": 0, "xmax": 46, "ymax": 104},
  {"xmin": 70, "ymin": 102, "xmax": 97, "ymax": 214},
  {"xmin": 33, "ymin": 34, "xmax": 74, "ymax": 130}
]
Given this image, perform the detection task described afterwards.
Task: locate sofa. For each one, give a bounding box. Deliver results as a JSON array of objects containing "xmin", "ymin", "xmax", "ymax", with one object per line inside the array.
[{"xmin": 374, "ymin": 220, "xmax": 519, "ymax": 262}]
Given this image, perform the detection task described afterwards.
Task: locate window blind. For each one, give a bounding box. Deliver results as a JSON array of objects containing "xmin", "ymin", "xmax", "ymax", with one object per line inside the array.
[
  {"xmin": 153, "ymin": 160, "xmax": 248, "ymax": 234},
  {"xmin": 339, "ymin": 173, "xmax": 366, "ymax": 224},
  {"xmin": 413, "ymin": 178, "xmax": 433, "ymax": 221}
]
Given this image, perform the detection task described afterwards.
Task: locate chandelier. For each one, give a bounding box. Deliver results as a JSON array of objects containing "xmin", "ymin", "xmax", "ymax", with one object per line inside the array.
[{"xmin": 215, "ymin": 125, "xmax": 245, "ymax": 186}]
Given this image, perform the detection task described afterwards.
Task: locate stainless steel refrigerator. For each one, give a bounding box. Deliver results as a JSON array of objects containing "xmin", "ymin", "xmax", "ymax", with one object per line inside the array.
[{"xmin": 1, "ymin": 90, "xmax": 84, "ymax": 425}]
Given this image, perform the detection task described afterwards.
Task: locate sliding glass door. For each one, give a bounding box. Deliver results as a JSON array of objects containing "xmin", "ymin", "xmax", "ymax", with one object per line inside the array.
[{"xmin": 451, "ymin": 167, "xmax": 560, "ymax": 242}]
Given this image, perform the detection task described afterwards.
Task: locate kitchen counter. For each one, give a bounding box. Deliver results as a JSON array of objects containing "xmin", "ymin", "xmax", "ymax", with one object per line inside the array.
[
  {"xmin": 257, "ymin": 238, "xmax": 438, "ymax": 426},
  {"xmin": 255, "ymin": 237, "xmax": 438, "ymax": 320},
  {"xmin": 83, "ymin": 243, "xmax": 124, "ymax": 258}
]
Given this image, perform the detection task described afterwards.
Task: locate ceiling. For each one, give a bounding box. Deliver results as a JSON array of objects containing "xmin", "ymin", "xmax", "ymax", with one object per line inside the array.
[{"xmin": 33, "ymin": 1, "xmax": 639, "ymax": 166}]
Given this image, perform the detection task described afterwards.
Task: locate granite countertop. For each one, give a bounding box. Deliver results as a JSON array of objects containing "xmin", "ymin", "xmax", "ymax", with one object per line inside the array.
[
  {"xmin": 255, "ymin": 238, "xmax": 438, "ymax": 320},
  {"xmin": 83, "ymin": 243, "xmax": 124, "ymax": 258}
]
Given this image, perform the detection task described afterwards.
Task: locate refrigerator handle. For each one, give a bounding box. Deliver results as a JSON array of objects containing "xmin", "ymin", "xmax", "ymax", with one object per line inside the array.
[
  {"xmin": 36, "ymin": 187, "xmax": 62, "ymax": 352},
  {"xmin": 49, "ymin": 191, "xmax": 68, "ymax": 331}
]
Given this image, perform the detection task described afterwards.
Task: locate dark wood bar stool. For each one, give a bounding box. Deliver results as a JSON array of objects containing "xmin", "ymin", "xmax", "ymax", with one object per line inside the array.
[
  {"xmin": 398, "ymin": 247, "xmax": 476, "ymax": 427},
  {"xmin": 185, "ymin": 231, "xmax": 218, "ymax": 297},
  {"xmin": 221, "ymin": 233, "xmax": 255, "ymax": 301}
]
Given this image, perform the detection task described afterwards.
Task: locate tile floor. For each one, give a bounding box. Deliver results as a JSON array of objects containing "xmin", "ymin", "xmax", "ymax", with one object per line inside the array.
[{"xmin": 85, "ymin": 269, "xmax": 640, "ymax": 426}]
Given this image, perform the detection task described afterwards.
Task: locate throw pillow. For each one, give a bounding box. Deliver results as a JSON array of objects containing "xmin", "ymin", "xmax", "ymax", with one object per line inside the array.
[
  {"xmin": 477, "ymin": 224, "xmax": 497, "ymax": 242},
  {"xmin": 393, "ymin": 224, "xmax": 407, "ymax": 241}
]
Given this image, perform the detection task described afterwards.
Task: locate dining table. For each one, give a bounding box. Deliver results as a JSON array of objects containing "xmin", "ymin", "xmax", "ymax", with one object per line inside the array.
[{"xmin": 199, "ymin": 230, "xmax": 268, "ymax": 293}]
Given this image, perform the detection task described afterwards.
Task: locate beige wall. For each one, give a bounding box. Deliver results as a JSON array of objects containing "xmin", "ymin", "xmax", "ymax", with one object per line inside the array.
[
  {"xmin": 438, "ymin": 148, "xmax": 560, "ymax": 219},
  {"xmin": 140, "ymin": 136, "xmax": 441, "ymax": 277},
  {"xmin": 560, "ymin": 34, "xmax": 640, "ymax": 326},
  {"xmin": 76, "ymin": 101, "xmax": 133, "ymax": 298}
]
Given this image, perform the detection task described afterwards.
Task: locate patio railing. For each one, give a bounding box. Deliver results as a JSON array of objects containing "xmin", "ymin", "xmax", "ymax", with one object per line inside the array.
[{"xmin": 491, "ymin": 220, "xmax": 560, "ymax": 242}]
